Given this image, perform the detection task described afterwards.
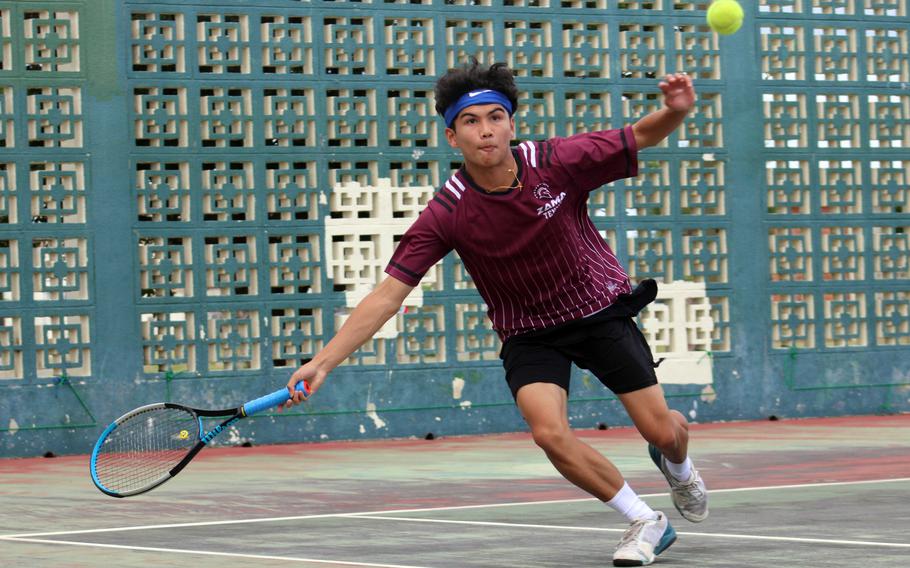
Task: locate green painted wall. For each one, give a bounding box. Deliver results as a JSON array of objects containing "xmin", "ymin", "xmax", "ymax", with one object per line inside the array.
[{"xmin": 1, "ymin": 0, "xmax": 908, "ymax": 458}]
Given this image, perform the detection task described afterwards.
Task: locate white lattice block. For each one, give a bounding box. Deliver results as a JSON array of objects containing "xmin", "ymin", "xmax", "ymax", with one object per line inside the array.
[
  {"xmin": 640, "ymin": 281, "xmax": 715, "ymax": 385},
  {"xmin": 654, "ymin": 353, "xmax": 714, "ymax": 385},
  {"xmin": 324, "ymin": 179, "xmax": 436, "ymax": 311}
]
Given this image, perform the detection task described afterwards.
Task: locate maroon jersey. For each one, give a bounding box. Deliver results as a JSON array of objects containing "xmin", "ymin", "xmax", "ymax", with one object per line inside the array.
[{"xmin": 386, "ymin": 126, "xmax": 638, "ymax": 341}]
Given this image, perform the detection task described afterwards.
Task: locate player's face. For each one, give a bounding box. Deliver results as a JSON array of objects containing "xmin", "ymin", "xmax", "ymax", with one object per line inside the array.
[{"xmin": 445, "ymin": 104, "xmax": 515, "ymax": 170}]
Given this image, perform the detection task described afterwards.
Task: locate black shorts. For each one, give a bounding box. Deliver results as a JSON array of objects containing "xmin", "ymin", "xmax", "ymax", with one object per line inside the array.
[{"xmin": 499, "ymin": 279, "xmax": 661, "ymax": 400}]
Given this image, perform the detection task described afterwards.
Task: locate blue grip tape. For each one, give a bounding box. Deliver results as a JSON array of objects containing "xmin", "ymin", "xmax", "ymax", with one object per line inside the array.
[{"xmin": 242, "ymin": 381, "xmax": 310, "ymax": 417}]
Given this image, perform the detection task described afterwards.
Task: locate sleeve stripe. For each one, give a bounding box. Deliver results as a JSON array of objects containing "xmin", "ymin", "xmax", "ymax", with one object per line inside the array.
[
  {"xmin": 450, "ymin": 175, "xmax": 467, "ymax": 192},
  {"xmin": 438, "ymin": 187, "xmax": 458, "ymax": 206},
  {"xmin": 433, "ymin": 195, "xmax": 453, "ymax": 212},
  {"xmin": 388, "ymin": 260, "xmax": 421, "ymax": 279},
  {"xmin": 518, "ymin": 141, "xmax": 539, "ymax": 169},
  {"xmin": 444, "ymin": 180, "xmax": 462, "ymax": 200}
]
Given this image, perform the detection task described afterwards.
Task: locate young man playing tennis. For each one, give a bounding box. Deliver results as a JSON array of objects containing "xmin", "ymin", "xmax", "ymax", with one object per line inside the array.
[{"xmin": 285, "ymin": 61, "xmax": 707, "ymax": 567}]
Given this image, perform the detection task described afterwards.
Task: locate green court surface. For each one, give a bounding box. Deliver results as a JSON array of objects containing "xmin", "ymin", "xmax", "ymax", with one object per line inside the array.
[{"xmin": 2, "ymin": 414, "xmax": 908, "ymax": 567}]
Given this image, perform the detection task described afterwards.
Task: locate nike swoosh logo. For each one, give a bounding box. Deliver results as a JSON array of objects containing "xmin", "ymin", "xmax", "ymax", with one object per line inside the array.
[{"xmin": 468, "ymin": 90, "xmax": 492, "ymax": 97}]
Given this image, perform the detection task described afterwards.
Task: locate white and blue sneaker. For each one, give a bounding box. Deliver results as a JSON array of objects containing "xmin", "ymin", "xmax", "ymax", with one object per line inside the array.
[
  {"xmin": 612, "ymin": 511, "xmax": 677, "ymax": 567},
  {"xmin": 648, "ymin": 444, "xmax": 709, "ymax": 523}
]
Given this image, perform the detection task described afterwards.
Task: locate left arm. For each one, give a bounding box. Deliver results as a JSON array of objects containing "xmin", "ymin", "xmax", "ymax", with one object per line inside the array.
[{"xmin": 632, "ymin": 73, "xmax": 696, "ymax": 150}]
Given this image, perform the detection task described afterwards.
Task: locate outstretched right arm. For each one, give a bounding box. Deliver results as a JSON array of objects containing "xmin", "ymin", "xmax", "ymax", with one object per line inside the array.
[{"xmin": 284, "ymin": 275, "xmax": 414, "ymax": 405}]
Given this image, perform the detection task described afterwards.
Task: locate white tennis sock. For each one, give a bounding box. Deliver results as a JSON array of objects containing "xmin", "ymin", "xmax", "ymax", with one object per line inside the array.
[
  {"xmin": 665, "ymin": 456, "xmax": 693, "ymax": 481},
  {"xmin": 606, "ymin": 482, "xmax": 658, "ymax": 522}
]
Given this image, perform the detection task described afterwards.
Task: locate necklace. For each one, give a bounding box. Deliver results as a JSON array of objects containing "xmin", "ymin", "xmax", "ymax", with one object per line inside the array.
[{"xmin": 488, "ymin": 168, "xmax": 523, "ymax": 193}]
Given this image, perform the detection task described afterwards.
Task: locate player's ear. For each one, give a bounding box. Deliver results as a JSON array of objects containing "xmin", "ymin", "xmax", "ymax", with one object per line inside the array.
[
  {"xmin": 509, "ymin": 116, "xmax": 516, "ymax": 137},
  {"xmin": 445, "ymin": 126, "xmax": 459, "ymax": 148}
]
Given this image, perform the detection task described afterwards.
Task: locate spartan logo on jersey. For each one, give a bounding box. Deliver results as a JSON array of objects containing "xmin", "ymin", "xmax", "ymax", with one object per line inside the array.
[{"xmin": 533, "ymin": 183, "xmax": 553, "ymax": 201}]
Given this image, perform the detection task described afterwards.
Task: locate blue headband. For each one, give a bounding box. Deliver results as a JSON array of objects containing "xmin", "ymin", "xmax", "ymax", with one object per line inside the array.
[{"xmin": 443, "ymin": 89, "xmax": 513, "ymax": 127}]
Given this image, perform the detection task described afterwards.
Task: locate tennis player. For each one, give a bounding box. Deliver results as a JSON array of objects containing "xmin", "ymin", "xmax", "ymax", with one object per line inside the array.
[{"xmin": 286, "ymin": 60, "xmax": 708, "ymax": 567}]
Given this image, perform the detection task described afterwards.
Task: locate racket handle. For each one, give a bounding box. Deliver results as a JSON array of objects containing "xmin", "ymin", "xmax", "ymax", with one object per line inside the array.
[{"xmin": 242, "ymin": 380, "xmax": 310, "ymax": 417}]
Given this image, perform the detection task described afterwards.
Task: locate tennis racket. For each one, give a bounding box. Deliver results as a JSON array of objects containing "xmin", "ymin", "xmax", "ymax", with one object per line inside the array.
[{"xmin": 90, "ymin": 380, "xmax": 311, "ymax": 498}]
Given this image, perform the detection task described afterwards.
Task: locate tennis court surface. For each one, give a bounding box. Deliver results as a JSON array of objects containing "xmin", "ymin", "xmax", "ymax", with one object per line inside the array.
[{"xmin": 2, "ymin": 414, "xmax": 908, "ymax": 567}]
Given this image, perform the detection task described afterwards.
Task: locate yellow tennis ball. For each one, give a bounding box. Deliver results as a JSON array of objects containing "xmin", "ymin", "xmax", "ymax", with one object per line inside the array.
[{"xmin": 707, "ymin": 0, "xmax": 744, "ymax": 35}]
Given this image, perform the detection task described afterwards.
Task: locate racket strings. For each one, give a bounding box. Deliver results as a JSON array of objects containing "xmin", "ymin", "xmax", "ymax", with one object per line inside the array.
[{"xmin": 93, "ymin": 407, "xmax": 198, "ymax": 493}]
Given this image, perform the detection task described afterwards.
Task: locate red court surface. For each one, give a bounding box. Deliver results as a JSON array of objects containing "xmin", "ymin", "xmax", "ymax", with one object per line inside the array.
[{"xmin": 2, "ymin": 414, "xmax": 908, "ymax": 567}]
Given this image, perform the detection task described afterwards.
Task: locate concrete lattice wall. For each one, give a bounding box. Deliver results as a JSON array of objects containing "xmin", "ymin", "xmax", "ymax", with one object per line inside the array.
[{"xmin": 1, "ymin": 0, "xmax": 908, "ymax": 457}]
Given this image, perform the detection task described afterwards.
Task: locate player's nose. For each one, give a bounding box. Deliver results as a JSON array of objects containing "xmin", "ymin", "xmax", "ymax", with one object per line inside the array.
[{"xmin": 480, "ymin": 120, "xmax": 494, "ymax": 137}]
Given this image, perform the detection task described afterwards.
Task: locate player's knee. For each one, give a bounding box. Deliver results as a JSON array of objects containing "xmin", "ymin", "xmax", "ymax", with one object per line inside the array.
[
  {"xmin": 646, "ymin": 429, "xmax": 678, "ymax": 451},
  {"xmin": 643, "ymin": 417, "xmax": 686, "ymax": 451},
  {"xmin": 530, "ymin": 424, "xmax": 572, "ymax": 453},
  {"xmin": 669, "ymin": 409, "xmax": 690, "ymax": 431}
]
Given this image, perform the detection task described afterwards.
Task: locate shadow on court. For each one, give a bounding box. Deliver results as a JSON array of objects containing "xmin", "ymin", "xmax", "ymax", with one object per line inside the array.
[{"xmin": 2, "ymin": 414, "xmax": 908, "ymax": 567}]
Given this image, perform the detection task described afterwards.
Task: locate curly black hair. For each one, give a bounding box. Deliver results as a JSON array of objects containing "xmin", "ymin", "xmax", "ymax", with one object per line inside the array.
[{"xmin": 434, "ymin": 59, "xmax": 519, "ymax": 127}]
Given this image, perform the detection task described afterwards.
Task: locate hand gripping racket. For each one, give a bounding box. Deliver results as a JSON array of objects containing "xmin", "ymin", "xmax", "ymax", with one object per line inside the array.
[{"xmin": 90, "ymin": 380, "xmax": 310, "ymax": 498}]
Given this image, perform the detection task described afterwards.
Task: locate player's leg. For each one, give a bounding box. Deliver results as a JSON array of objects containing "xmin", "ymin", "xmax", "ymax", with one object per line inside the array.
[
  {"xmin": 619, "ymin": 384, "xmax": 709, "ymax": 523},
  {"xmin": 574, "ymin": 314, "xmax": 709, "ymax": 524},
  {"xmin": 515, "ymin": 382, "xmax": 626, "ymax": 500},
  {"xmin": 618, "ymin": 384, "xmax": 689, "ymax": 462},
  {"xmin": 515, "ymin": 382, "xmax": 676, "ymax": 566}
]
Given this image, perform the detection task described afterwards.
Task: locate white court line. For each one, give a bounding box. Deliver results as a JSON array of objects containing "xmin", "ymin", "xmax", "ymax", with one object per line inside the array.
[
  {"xmin": 0, "ymin": 511, "xmax": 351, "ymax": 540},
  {"xmin": 344, "ymin": 515, "xmax": 910, "ymax": 549},
  {"xmin": 1, "ymin": 476, "xmax": 908, "ymax": 540},
  {"xmin": 0, "ymin": 538, "xmax": 432, "ymax": 568},
  {"xmin": 343, "ymin": 476, "xmax": 910, "ymax": 517}
]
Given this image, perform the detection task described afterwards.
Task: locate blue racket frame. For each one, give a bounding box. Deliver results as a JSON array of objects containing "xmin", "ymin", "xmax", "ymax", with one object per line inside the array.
[{"xmin": 90, "ymin": 381, "xmax": 310, "ymax": 497}]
